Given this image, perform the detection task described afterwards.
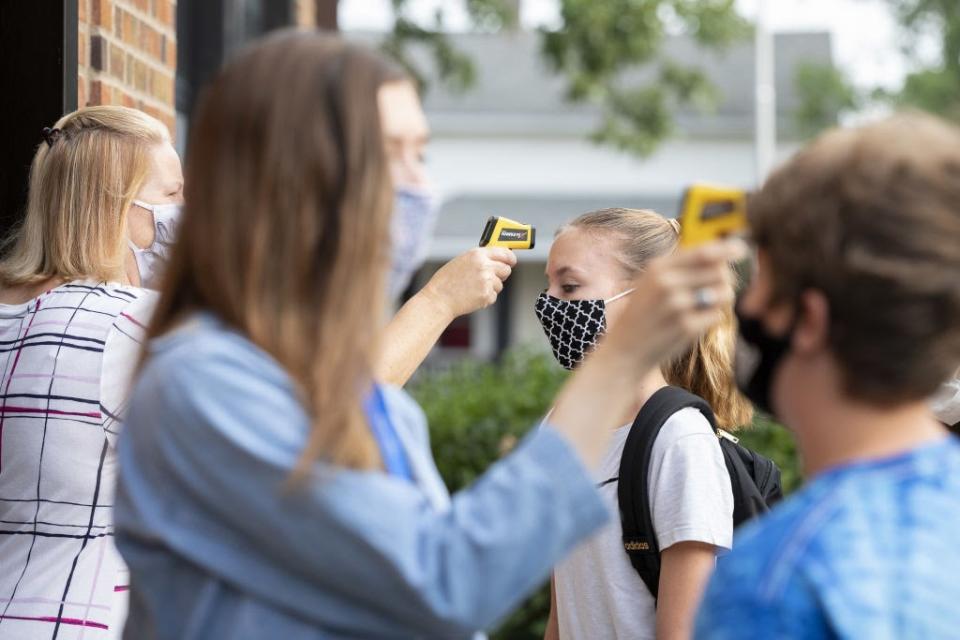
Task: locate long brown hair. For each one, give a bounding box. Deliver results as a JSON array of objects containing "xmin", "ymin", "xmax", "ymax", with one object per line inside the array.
[
  {"xmin": 565, "ymin": 208, "xmax": 753, "ymax": 430},
  {"xmin": 1, "ymin": 106, "xmax": 169, "ymax": 285},
  {"xmin": 148, "ymin": 30, "xmax": 408, "ymax": 471}
]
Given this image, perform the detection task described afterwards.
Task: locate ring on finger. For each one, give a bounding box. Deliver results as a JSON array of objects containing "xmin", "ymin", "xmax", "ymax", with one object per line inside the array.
[{"xmin": 693, "ymin": 286, "xmax": 716, "ymax": 310}]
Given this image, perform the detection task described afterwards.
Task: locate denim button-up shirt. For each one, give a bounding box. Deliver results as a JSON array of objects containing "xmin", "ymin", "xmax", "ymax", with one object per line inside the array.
[{"xmin": 115, "ymin": 314, "xmax": 607, "ymax": 639}]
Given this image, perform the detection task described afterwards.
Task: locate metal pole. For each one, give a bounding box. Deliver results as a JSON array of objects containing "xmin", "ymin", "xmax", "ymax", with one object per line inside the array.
[{"xmin": 754, "ymin": 0, "xmax": 776, "ymax": 185}]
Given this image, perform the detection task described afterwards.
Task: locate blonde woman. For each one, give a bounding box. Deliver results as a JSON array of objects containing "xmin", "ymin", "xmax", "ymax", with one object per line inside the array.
[
  {"xmin": 539, "ymin": 209, "xmax": 752, "ymax": 640},
  {"xmin": 0, "ymin": 106, "xmax": 181, "ymax": 638},
  {"xmin": 113, "ymin": 32, "xmax": 741, "ymax": 639}
]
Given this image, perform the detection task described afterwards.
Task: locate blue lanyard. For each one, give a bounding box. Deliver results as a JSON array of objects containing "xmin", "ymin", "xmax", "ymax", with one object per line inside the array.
[{"xmin": 364, "ymin": 386, "xmax": 414, "ymax": 482}]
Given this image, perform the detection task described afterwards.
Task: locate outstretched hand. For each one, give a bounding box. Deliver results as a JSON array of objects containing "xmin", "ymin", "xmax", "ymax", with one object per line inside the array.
[
  {"xmin": 376, "ymin": 247, "xmax": 518, "ymax": 387},
  {"xmin": 420, "ymin": 247, "xmax": 517, "ymax": 320}
]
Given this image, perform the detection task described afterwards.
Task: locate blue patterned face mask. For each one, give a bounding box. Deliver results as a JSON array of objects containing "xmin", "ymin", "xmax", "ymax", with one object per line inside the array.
[{"xmin": 388, "ymin": 185, "xmax": 439, "ymax": 301}]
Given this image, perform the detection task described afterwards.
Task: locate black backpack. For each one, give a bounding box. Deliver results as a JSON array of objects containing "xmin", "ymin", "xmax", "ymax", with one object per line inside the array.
[{"xmin": 617, "ymin": 386, "xmax": 783, "ymax": 600}]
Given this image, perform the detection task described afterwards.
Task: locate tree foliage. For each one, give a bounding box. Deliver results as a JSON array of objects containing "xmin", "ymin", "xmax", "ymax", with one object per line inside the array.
[
  {"xmin": 347, "ymin": 0, "xmax": 960, "ymax": 154},
  {"xmin": 381, "ymin": 0, "xmax": 749, "ymax": 156},
  {"xmin": 542, "ymin": 0, "xmax": 747, "ymax": 154},
  {"xmin": 380, "ymin": 0, "xmax": 517, "ymax": 93},
  {"xmin": 793, "ymin": 62, "xmax": 859, "ymax": 139},
  {"xmin": 793, "ymin": 0, "xmax": 960, "ymax": 137},
  {"xmin": 881, "ymin": 0, "xmax": 960, "ymax": 120}
]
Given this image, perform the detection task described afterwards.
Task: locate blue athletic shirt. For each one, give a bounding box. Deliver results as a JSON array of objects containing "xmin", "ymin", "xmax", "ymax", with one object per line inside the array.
[{"xmin": 695, "ymin": 436, "xmax": 960, "ymax": 640}]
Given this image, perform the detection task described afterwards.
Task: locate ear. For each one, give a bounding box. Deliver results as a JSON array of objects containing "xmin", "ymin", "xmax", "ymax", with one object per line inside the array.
[{"xmin": 792, "ymin": 289, "xmax": 830, "ymax": 355}]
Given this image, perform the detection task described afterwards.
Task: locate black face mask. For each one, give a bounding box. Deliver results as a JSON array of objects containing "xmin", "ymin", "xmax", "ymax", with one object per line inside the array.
[
  {"xmin": 534, "ymin": 292, "xmax": 607, "ymax": 370},
  {"xmin": 734, "ymin": 306, "xmax": 794, "ymax": 417},
  {"xmin": 534, "ymin": 290, "xmax": 632, "ymax": 370}
]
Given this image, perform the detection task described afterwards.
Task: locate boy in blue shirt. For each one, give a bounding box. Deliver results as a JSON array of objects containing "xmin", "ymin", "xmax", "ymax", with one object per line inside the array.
[{"xmin": 695, "ymin": 113, "xmax": 960, "ymax": 639}]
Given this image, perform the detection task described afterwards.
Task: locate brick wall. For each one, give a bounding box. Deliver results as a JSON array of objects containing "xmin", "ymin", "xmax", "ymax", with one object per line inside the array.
[{"xmin": 78, "ymin": 0, "xmax": 177, "ymax": 135}]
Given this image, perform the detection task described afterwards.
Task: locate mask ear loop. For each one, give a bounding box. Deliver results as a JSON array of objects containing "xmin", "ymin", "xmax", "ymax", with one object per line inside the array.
[
  {"xmin": 604, "ymin": 288, "xmax": 635, "ymax": 304},
  {"xmin": 128, "ymin": 200, "xmax": 159, "ymax": 252}
]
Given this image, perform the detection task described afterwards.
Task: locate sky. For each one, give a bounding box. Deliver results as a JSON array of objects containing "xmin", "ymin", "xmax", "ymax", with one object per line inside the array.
[{"xmin": 339, "ymin": 0, "xmax": 933, "ymax": 94}]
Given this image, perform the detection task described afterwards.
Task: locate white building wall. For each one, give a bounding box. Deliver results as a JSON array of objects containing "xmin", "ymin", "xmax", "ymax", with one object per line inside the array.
[{"xmin": 429, "ymin": 138, "xmax": 801, "ymax": 207}]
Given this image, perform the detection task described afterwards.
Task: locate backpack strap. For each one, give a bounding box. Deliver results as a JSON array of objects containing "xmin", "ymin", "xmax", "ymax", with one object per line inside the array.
[{"xmin": 618, "ymin": 386, "xmax": 717, "ymax": 601}]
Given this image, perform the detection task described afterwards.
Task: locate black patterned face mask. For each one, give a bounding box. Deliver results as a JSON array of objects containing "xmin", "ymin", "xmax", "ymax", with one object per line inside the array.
[{"xmin": 534, "ymin": 290, "xmax": 632, "ymax": 370}]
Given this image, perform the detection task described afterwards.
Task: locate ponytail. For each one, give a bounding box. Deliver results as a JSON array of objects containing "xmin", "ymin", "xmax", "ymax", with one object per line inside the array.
[{"xmin": 663, "ymin": 308, "xmax": 753, "ymax": 429}]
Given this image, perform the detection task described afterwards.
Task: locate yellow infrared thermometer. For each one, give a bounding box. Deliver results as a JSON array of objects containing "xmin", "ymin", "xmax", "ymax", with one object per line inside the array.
[
  {"xmin": 479, "ymin": 216, "xmax": 536, "ymax": 250},
  {"xmin": 679, "ymin": 184, "xmax": 748, "ymax": 248}
]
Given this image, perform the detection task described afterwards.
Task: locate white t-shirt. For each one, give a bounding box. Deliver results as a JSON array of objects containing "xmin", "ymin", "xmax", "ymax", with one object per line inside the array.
[{"xmin": 554, "ymin": 407, "xmax": 734, "ymax": 640}]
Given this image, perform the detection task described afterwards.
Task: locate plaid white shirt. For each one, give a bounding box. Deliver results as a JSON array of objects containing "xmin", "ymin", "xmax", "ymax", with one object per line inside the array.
[{"xmin": 0, "ymin": 281, "xmax": 155, "ymax": 639}]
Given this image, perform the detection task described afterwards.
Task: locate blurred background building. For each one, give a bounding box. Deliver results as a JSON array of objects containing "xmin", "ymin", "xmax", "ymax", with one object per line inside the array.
[{"xmin": 3, "ymin": 0, "xmax": 949, "ymax": 368}]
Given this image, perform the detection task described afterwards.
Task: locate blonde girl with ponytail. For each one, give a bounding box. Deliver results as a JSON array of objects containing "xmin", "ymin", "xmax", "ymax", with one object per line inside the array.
[{"xmin": 539, "ymin": 208, "xmax": 751, "ymax": 640}]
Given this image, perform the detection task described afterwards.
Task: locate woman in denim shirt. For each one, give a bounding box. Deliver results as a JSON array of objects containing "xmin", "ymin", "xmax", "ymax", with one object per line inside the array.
[{"xmin": 114, "ymin": 31, "xmax": 740, "ymax": 639}]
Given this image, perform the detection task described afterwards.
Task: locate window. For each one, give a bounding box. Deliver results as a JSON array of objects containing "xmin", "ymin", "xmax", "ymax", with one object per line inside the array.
[{"xmin": 176, "ymin": 0, "xmax": 293, "ymax": 150}]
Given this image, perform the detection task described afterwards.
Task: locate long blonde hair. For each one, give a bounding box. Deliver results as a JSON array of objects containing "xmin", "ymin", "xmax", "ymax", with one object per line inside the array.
[
  {"xmin": 0, "ymin": 106, "xmax": 170, "ymax": 286},
  {"xmin": 566, "ymin": 208, "xmax": 753, "ymax": 430},
  {"xmin": 147, "ymin": 31, "xmax": 409, "ymax": 473}
]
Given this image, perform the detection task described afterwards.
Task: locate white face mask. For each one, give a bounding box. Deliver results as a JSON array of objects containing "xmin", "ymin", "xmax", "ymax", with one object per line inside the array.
[
  {"xmin": 128, "ymin": 200, "xmax": 182, "ymax": 289},
  {"xmin": 932, "ymin": 375, "xmax": 960, "ymax": 426}
]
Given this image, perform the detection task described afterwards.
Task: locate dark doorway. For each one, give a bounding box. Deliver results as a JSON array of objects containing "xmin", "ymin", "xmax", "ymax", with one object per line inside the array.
[{"xmin": 0, "ymin": 0, "xmax": 78, "ymax": 242}]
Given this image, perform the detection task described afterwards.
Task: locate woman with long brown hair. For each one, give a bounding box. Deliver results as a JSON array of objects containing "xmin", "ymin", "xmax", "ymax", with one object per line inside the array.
[
  {"xmin": 537, "ymin": 208, "xmax": 752, "ymax": 640},
  {"xmin": 113, "ymin": 31, "xmax": 741, "ymax": 639}
]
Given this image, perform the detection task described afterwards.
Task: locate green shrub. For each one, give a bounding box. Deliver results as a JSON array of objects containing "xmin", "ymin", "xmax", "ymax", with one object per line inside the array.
[
  {"xmin": 737, "ymin": 413, "xmax": 803, "ymax": 494},
  {"xmin": 410, "ymin": 348, "xmax": 802, "ymax": 639},
  {"xmin": 410, "ymin": 349, "xmax": 565, "ymax": 639},
  {"xmin": 411, "ymin": 349, "xmax": 569, "ymax": 494}
]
